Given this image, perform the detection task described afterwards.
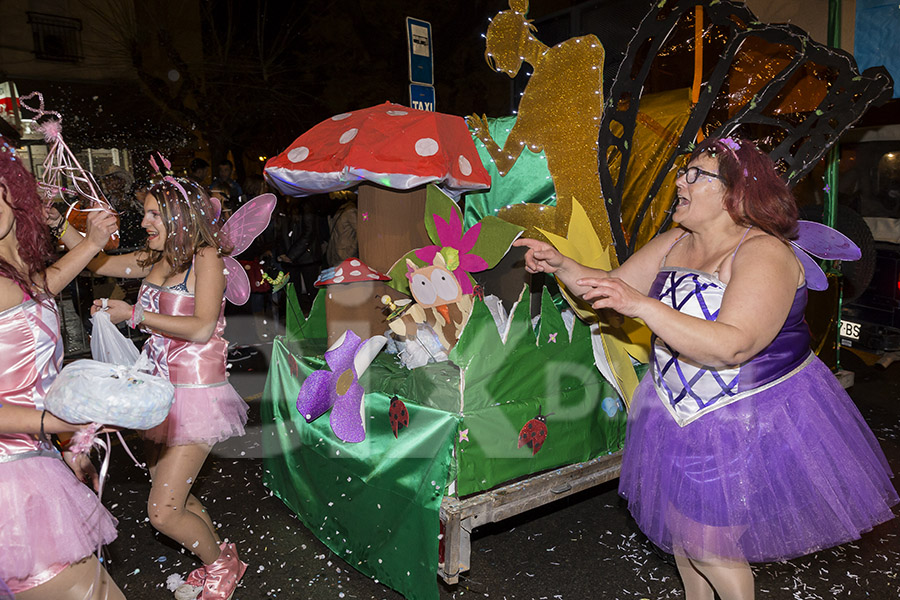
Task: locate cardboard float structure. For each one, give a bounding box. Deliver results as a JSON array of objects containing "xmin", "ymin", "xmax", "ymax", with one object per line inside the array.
[{"xmin": 263, "ymin": 101, "xmax": 630, "ymax": 600}]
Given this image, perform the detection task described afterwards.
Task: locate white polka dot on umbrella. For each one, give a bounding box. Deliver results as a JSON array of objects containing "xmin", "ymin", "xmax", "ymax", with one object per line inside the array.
[
  {"xmin": 458, "ymin": 155, "xmax": 473, "ymax": 176},
  {"xmin": 416, "ymin": 138, "xmax": 439, "ymax": 157},
  {"xmin": 287, "ymin": 147, "xmax": 309, "ymax": 163}
]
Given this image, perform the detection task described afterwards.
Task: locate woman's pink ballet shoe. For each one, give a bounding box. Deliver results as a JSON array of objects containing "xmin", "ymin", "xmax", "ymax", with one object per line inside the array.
[
  {"xmin": 173, "ymin": 566, "xmax": 206, "ymax": 600},
  {"xmin": 201, "ymin": 542, "xmax": 247, "ymax": 600}
]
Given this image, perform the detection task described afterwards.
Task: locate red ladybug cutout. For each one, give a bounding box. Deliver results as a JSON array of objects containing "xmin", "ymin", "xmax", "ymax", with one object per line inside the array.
[
  {"xmin": 518, "ymin": 406, "xmax": 550, "ymax": 455},
  {"xmin": 289, "ymin": 356, "xmax": 299, "ymax": 378},
  {"xmin": 389, "ymin": 396, "xmax": 409, "ymax": 438}
]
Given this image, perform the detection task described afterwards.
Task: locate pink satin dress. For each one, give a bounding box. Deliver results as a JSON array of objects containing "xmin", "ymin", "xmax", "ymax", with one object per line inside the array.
[
  {"xmin": 138, "ymin": 281, "xmax": 248, "ymax": 446},
  {"xmin": 0, "ymin": 295, "xmax": 117, "ymax": 593}
]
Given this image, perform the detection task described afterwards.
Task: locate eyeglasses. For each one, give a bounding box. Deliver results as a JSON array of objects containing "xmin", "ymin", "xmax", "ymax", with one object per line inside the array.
[{"xmin": 677, "ymin": 166, "xmax": 725, "ymax": 184}]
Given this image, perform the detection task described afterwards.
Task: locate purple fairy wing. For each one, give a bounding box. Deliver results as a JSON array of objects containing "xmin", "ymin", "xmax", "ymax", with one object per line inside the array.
[
  {"xmin": 223, "ymin": 256, "xmax": 251, "ymax": 305},
  {"xmin": 789, "ymin": 220, "xmax": 862, "ymax": 291},
  {"xmin": 790, "ymin": 243, "xmax": 830, "ymax": 291},
  {"xmin": 221, "ymin": 193, "xmax": 277, "ymax": 256},
  {"xmin": 794, "ymin": 220, "xmax": 861, "ymax": 261}
]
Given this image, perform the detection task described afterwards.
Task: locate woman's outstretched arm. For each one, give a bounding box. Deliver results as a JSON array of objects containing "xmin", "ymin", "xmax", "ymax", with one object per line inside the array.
[{"xmin": 93, "ymin": 247, "xmax": 226, "ymax": 343}]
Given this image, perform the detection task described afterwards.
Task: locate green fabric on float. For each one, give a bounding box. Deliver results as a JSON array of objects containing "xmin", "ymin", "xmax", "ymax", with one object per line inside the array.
[{"xmin": 463, "ymin": 115, "xmax": 556, "ymax": 229}]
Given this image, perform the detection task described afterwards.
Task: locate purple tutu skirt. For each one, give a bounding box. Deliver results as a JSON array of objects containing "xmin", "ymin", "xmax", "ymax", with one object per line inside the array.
[
  {"xmin": 619, "ymin": 356, "xmax": 898, "ymax": 562},
  {"xmin": 0, "ymin": 454, "xmax": 118, "ymax": 584},
  {"xmin": 142, "ymin": 382, "xmax": 248, "ymax": 446}
]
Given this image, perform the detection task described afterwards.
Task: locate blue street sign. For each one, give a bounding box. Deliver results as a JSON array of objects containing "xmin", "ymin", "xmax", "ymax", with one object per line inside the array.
[
  {"xmin": 410, "ymin": 84, "xmax": 435, "ymax": 112},
  {"xmin": 406, "ymin": 17, "xmax": 433, "ymax": 85}
]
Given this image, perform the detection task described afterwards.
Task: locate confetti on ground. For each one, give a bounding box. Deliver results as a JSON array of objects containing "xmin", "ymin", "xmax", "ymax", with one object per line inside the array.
[{"xmin": 97, "ymin": 339, "xmax": 900, "ymax": 599}]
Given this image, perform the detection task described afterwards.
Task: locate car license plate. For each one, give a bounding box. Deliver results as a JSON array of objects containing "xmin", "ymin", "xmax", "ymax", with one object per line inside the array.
[{"xmin": 840, "ymin": 319, "xmax": 861, "ymax": 340}]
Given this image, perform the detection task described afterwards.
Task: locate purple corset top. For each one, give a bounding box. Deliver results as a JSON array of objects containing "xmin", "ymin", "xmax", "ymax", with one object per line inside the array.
[{"xmin": 649, "ymin": 268, "xmax": 812, "ymax": 426}]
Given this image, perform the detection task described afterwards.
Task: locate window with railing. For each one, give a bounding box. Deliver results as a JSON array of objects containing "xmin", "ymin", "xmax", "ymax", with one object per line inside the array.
[{"xmin": 26, "ymin": 11, "xmax": 83, "ymax": 63}]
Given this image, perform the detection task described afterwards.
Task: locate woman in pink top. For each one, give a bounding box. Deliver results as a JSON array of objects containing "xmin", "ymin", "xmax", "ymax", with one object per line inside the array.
[
  {"xmin": 0, "ymin": 137, "xmax": 120, "ymax": 599},
  {"xmin": 61, "ymin": 173, "xmax": 248, "ymax": 600}
]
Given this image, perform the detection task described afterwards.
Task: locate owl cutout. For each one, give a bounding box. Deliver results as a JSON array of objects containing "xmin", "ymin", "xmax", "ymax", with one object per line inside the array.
[
  {"xmin": 408, "ymin": 251, "xmax": 464, "ymax": 308},
  {"xmin": 388, "ymin": 253, "xmax": 474, "ymax": 353}
]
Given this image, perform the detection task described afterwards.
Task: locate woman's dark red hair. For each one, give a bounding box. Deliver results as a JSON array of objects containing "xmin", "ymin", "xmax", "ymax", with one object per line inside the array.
[
  {"xmin": 0, "ymin": 138, "xmax": 55, "ymax": 295},
  {"xmin": 690, "ymin": 137, "xmax": 798, "ymax": 241}
]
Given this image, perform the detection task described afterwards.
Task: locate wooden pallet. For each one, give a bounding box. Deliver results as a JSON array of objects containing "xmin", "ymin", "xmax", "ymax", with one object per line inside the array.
[{"xmin": 438, "ymin": 451, "xmax": 624, "ymax": 584}]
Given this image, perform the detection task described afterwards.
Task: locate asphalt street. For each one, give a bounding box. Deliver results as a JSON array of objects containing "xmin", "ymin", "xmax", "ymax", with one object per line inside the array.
[{"xmin": 96, "ymin": 315, "xmax": 900, "ymax": 600}]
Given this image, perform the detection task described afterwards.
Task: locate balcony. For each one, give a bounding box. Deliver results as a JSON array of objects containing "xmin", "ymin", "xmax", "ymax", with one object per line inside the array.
[{"xmin": 26, "ymin": 11, "xmax": 83, "ymax": 63}]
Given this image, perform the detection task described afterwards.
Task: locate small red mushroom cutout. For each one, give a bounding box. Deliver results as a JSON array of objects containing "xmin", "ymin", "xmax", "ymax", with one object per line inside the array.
[
  {"xmin": 518, "ymin": 406, "xmax": 551, "ymax": 456},
  {"xmin": 389, "ymin": 396, "xmax": 409, "ymax": 438},
  {"xmin": 314, "ymin": 258, "xmax": 390, "ymax": 287}
]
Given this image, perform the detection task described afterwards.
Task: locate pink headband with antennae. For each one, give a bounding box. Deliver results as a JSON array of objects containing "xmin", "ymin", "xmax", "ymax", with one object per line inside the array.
[{"xmin": 148, "ymin": 152, "xmax": 192, "ymax": 207}]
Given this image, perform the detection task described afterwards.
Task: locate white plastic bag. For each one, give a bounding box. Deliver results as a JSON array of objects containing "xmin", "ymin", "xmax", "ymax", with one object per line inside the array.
[{"xmin": 90, "ymin": 305, "xmax": 140, "ymax": 365}]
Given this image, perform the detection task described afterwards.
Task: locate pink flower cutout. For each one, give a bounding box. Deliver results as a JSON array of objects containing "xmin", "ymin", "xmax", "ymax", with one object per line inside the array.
[{"xmin": 414, "ymin": 210, "xmax": 489, "ymax": 294}]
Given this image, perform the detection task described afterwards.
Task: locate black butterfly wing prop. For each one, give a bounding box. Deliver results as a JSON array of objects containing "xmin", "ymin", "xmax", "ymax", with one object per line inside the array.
[{"xmin": 598, "ymin": 0, "xmax": 893, "ymax": 263}]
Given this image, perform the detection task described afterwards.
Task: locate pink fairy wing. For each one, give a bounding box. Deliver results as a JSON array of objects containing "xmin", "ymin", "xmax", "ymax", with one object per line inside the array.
[
  {"xmin": 223, "ymin": 256, "xmax": 251, "ymax": 305},
  {"xmin": 219, "ymin": 194, "xmax": 276, "ymax": 304},
  {"xmin": 221, "ymin": 193, "xmax": 277, "ymax": 256}
]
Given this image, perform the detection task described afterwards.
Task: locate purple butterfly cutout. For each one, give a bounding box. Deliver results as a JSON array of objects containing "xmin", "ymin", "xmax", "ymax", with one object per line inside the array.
[
  {"xmin": 790, "ymin": 220, "xmax": 861, "ymax": 291},
  {"xmin": 220, "ymin": 194, "xmax": 277, "ymax": 305},
  {"xmin": 296, "ymin": 331, "xmax": 387, "ymax": 443}
]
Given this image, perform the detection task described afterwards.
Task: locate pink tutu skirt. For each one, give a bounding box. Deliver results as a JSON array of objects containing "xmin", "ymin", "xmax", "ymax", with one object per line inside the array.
[
  {"xmin": 0, "ymin": 454, "xmax": 118, "ymax": 585},
  {"xmin": 142, "ymin": 382, "xmax": 248, "ymax": 446},
  {"xmin": 619, "ymin": 357, "xmax": 898, "ymax": 562}
]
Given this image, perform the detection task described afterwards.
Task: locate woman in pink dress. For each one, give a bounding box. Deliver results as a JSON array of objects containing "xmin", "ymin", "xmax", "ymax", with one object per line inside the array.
[
  {"xmin": 61, "ymin": 173, "xmax": 249, "ymax": 600},
  {"xmin": 0, "ymin": 138, "xmax": 121, "ymax": 599}
]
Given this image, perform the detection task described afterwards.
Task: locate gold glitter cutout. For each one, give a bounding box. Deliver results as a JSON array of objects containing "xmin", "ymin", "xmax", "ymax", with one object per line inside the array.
[{"xmin": 467, "ymin": 0, "xmax": 614, "ymax": 265}]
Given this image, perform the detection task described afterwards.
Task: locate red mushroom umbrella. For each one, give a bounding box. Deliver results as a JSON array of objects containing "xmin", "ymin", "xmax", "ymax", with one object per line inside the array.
[{"xmin": 264, "ymin": 102, "xmax": 491, "ymax": 197}]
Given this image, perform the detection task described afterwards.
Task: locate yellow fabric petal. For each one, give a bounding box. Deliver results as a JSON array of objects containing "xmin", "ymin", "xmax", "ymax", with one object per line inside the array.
[{"xmin": 537, "ymin": 198, "xmax": 650, "ymax": 406}]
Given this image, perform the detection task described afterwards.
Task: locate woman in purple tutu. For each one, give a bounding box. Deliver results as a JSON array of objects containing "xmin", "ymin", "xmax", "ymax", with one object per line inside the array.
[
  {"xmin": 59, "ymin": 171, "xmax": 249, "ymax": 600},
  {"xmin": 0, "ymin": 137, "xmax": 121, "ymax": 599},
  {"xmin": 516, "ymin": 137, "xmax": 898, "ymax": 599}
]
